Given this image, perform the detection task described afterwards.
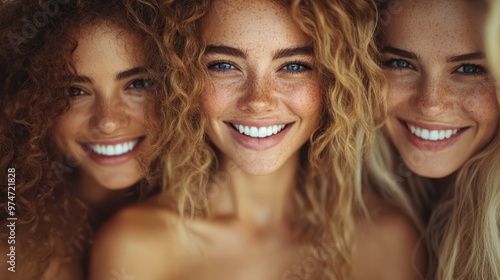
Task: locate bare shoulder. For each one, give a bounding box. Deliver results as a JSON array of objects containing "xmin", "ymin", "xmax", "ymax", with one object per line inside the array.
[
  {"xmin": 353, "ymin": 192, "xmax": 426, "ymax": 280},
  {"xmin": 89, "ymin": 200, "xmax": 188, "ymax": 280}
]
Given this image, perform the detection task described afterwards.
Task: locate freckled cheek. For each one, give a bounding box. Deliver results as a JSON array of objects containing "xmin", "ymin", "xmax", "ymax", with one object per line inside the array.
[
  {"xmin": 283, "ymin": 83, "xmax": 321, "ymax": 119},
  {"xmin": 462, "ymin": 88, "xmax": 500, "ymax": 127},
  {"xmin": 127, "ymin": 101, "xmax": 147, "ymax": 124},
  {"xmin": 201, "ymin": 82, "xmax": 239, "ymax": 118},
  {"xmin": 53, "ymin": 109, "xmax": 89, "ymax": 150},
  {"xmin": 387, "ymin": 80, "xmax": 413, "ymax": 114}
]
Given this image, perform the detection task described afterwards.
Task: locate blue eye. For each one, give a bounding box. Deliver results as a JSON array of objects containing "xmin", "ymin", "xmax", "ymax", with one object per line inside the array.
[
  {"xmin": 68, "ymin": 86, "xmax": 87, "ymax": 97},
  {"xmin": 128, "ymin": 78, "xmax": 153, "ymax": 89},
  {"xmin": 280, "ymin": 61, "xmax": 312, "ymax": 74},
  {"xmin": 281, "ymin": 62, "xmax": 311, "ymax": 74},
  {"xmin": 208, "ymin": 62, "xmax": 236, "ymax": 71},
  {"xmin": 456, "ymin": 64, "xmax": 485, "ymax": 75},
  {"xmin": 384, "ymin": 59, "xmax": 413, "ymax": 69}
]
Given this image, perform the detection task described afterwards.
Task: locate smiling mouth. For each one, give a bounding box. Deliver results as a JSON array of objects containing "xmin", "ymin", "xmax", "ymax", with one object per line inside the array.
[
  {"xmin": 84, "ymin": 136, "xmax": 144, "ymax": 156},
  {"xmin": 231, "ymin": 123, "xmax": 288, "ymax": 138},
  {"xmin": 405, "ymin": 123, "xmax": 463, "ymax": 141}
]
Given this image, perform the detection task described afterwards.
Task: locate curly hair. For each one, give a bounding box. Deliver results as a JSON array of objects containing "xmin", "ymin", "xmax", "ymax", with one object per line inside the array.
[
  {"xmin": 153, "ymin": 0, "xmax": 385, "ymax": 278},
  {"xmin": 0, "ymin": 0, "xmax": 167, "ymax": 278},
  {"xmin": 368, "ymin": 1, "xmax": 500, "ymax": 279}
]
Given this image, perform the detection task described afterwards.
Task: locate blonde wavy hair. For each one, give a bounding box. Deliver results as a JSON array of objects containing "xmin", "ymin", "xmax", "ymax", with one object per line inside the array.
[
  {"xmin": 367, "ymin": 0, "xmax": 500, "ymax": 279},
  {"xmin": 153, "ymin": 0, "xmax": 385, "ymax": 278}
]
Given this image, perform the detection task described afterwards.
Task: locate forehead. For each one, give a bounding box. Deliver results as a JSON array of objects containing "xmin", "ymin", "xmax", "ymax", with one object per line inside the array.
[
  {"xmin": 380, "ymin": 0, "xmax": 487, "ymax": 56},
  {"xmin": 72, "ymin": 22, "xmax": 145, "ymax": 69},
  {"xmin": 201, "ymin": 0, "xmax": 309, "ymax": 48}
]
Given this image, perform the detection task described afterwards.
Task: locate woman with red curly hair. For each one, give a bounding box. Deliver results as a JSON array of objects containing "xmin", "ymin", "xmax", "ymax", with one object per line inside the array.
[{"xmin": 0, "ymin": 0, "xmax": 168, "ymax": 278}]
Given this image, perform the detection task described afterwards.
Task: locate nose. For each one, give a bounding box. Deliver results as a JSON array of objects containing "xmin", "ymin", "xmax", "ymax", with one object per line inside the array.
[
  {"xmin": 91, "ymin": 95, "xmax": 130, "ymax": 135},
  {"xmin": 237, "ymin": 74, "xmax": 278, "ymax": 113},
  {"xmin": 413, "ymin": 75, "xmax": 454, "ymax": 117}
]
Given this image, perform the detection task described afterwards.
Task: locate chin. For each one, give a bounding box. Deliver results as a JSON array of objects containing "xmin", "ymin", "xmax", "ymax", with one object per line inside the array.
[
  {"xmin": 233, "ymin": 156, "xmax": 290, "ymax": 176},
  {"xmin": 96, "ymin": 174, "xmax": 142, "ymax": 190},
  {"xmin": 404, "ymin": 159, "xmax": 460, "ymax": 179}
]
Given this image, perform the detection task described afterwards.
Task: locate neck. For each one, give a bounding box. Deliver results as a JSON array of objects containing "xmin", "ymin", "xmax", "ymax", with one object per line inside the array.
[
  {"xmin": 75, "ymin": 171, "xmax": 113, "ymax": 207},
  {"xmin": 72, "ymin": 170, "xmax": 131, "ymax": 229},
  {"xmin": 208, "ymin": 153, "xmax": 299, "ymax": 232}
]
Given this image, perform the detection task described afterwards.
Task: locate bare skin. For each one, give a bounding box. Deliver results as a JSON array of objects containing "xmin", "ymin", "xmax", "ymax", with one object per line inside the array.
[
  {"xmin": 352, "ymin": 192, "xmax": 426, "ymax": 280},
  {"xmin": 89, "ymin": 191, "xmax": 425, "ymax": 280}
]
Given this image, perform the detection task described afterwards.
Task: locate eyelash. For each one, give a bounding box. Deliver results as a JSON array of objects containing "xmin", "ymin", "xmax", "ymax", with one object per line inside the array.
[
  {"xmin": 207, "ymin": 60, "xmax": 237, "ymax": 72},
  {"xmin": 67, "ymin": 78, "xmax": 153, "ymax": 99},
  {"xmin": 280, "ymin": 61, "xmax": 312, "ymax": 74},
  {"xmin": 67, "ymin": 86, "xmax": 87, "ymax": 98},
  {"xmin": 382, "ymin": 58, "xmax": 414, "ymax": 70},
  {"xmin": 206, "ymin": 60, "xmax": 313, "ymax": 74},
  {"xmin": 454, "ymin": 64, "xmax": 487, "ymax": 76},
  {"xmin": 383, "ymin": 58, "xmax": 487, "ymax": 78},
  {"xmin": 127, "ymin": 78, "xmax": 154, "ymax": 90}
]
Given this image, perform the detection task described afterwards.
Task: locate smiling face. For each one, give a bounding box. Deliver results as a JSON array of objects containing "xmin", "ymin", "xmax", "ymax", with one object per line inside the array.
[
  {"xmin": 380, "ymin": 0, "xmax": 499, "ymax": 178},
  {"xmin": 53, "ymin": 22, "xmax": 155, "ymax": 189},
  {"xmin": 200, "ymin": 0, "xmax": 321, "ymax": 175}
]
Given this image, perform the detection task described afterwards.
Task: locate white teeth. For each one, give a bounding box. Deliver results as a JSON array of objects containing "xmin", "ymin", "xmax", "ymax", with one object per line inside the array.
[
  {"xmin": 250, "ymin": 127, "xmax": 259, "ymax": 137},
  {"xmin": 407, "ymin": 123, "xmax": 460, "ymax": 141},
  {"xmin": 429, "ymin": 130, "xmax": 439, "ymax": 141},
  {"xmin": 87, "ymin": 139, "xmax": 140, "ymax": 156},
  {"xmin": 258, "ymin": 127, "xmax": 267, "ymax": 137},
  {"xmin": 232, "ymin": 124, "xmax": 287, "ymax": 138},
  {"xmin": 421, "ymin": 129, "xmax": 430, "ymax": 139},
  {"xmin": 115, "ymin": 144, "xmax": 124, "ymax": 154},
  {"xmin": 439, "ymin": 130, "xmax": 445, "ymax": 140}
]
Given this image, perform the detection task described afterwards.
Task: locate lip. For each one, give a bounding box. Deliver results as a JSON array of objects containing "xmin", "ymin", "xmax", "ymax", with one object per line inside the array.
[
  {"xmin": 80, "ymin": 136, "xmax": 145, "ymax": 166},
  {"xmin": 403, "ymin": 119, "xmax": 464, "ymax": 131},
  {"xmin": 225, "ymin": 121, "xmax": 293, "ymax": 151},
  {"xmin": 397, "ymin": 119, "xmax": 468, "ymax": 151},
  {"xmin": 226, "ymin": 119, "xmax": 290, "ymax": 127}
]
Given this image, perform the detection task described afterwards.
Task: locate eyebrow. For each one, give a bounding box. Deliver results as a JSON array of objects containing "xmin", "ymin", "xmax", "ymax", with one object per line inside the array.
[
  {"xmin": 447, "ymin": 52, "xmax": 484, "ymax": 63},
  {"xmin": 204, "ymin": 45, "xmax": 314, "ymax": 60},
  {"xmin": 382, "ymin": 46, "xmax": 485, "ymax": 63},
  {"xmin": 71, "ymin": 66, "xmax": 150, "ymax": 84},
  {"xmin": 73, "ymin": 75, "xmax": 92, "ymax": 83},
  {"xmin": 272, "ymin": 45, "xmax": 313, "ymax": 59},
  {"xmin": 205, "ymin": 45, "xmax": 247, "ymax": 58},
  {"xmin": 380, "ymin": 46, "xmax": 418, "ymax": 60}
]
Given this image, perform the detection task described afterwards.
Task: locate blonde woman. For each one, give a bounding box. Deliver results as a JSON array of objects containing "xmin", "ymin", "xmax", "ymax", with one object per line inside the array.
[
  {"xmin": 90, "ymin": 0, "xmax": 425, "ymax": 279},
  {"xmin": 369, "ymin": 0, "xmax": 500, "ymax": 279}
]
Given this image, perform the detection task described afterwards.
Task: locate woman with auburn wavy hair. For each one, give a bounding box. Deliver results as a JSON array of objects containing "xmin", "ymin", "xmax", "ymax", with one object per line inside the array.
[
  {"xmin": 0, "ymin": 0, "xmax": 167, "ymax": 279},
  {"xmin": 367, "ymin": 0, "xmax": 500, "ymax": 279},
  {"xmin": 90, "ymin": 0, "xmax": 425, "ymax": 279}
]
